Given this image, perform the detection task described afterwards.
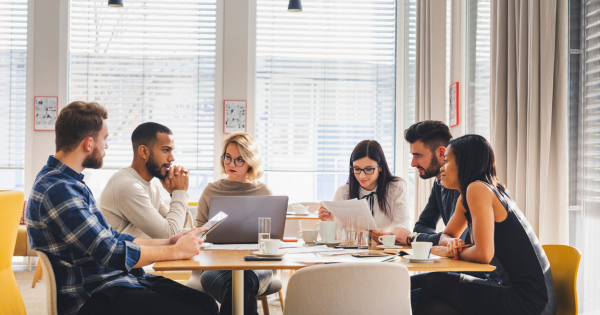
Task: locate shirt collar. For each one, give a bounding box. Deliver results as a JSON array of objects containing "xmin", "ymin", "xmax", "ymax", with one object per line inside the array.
[{"xmin": 47, "ymin": 155, "xmax": 85, "ymax": 182}]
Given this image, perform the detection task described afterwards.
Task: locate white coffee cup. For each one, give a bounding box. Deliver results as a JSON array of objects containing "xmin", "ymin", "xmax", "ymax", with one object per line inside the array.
[
  {"xmin": 314, "ymin": 221, "xmax": 337, "ymax": 242},
  {"xmin": 260, "ymin": 239, "xmax": 281, "ymax": 255},
  {"xmin": 292, "ymin": 204, "xmax": 309, "ymax": 214},
  {"xmin": 297, "ymin": 229, "xmax": 318, "ymax": 243},
  {"xmin": 412, "ymin": 241, "xmax": 433, "ymax": 259},
  {"xmin": 378, "ymin": 235, "xmax": 396, "ymax": 247}
]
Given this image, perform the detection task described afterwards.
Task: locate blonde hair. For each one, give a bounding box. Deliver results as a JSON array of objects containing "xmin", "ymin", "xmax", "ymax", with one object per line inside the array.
[{"xmin": 221, "ymin": 132, "xmax": 264, "ymax": 181}]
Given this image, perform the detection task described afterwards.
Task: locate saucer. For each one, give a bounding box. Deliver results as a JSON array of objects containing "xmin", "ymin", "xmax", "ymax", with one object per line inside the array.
[
  {"xmin": 251, "ymin": 251, "xmax": 287, "ymax": 257},
  {"xmin": 376, "ymin": 245, "xmax": 403, "ymax": 249},
  {"xmin": 316, "ymin": 240, "xmax": 342, "ymax": 246},
  {"xmin": 402, "ymin": 254, "xmax": 441, "ymax": 263}
]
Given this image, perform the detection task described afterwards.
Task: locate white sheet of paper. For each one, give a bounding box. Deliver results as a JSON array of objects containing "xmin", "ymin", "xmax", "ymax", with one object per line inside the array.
[
  {"xmin": 202, "ymin": 244, "xmax": 260, "ymax": 251},
  {"xmin": 320, "ymin": 199, "xmax": 378, "ymax": 230},
  {"xmin": 285, "ymin": 253, "xmax": 392, "ymax": 264}
]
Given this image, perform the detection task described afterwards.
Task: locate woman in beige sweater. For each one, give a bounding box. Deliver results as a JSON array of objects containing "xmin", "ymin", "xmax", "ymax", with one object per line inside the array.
[{"xmin": 188, "ymin": 132, "xmax": 273, "ymax": 315}]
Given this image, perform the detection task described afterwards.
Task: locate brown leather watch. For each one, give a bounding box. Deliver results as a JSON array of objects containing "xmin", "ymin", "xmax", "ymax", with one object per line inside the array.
[{"xmin": 406, "ymin": 232, "xmax": 419, "ymax": 245}]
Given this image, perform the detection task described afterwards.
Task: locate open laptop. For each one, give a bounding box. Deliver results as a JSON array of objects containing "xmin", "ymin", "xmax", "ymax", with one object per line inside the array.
[{"xmin": 205, "ymin": 195, "xmax": 289, "ymax": 244}]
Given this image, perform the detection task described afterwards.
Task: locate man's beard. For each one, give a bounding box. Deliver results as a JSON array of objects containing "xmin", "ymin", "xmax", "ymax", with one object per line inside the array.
[
  {"xmin": 418, "ymin": 154, "xmax": 441, "ymax": 179},
  {"xmin": 146, "ymin": 152, "xmax": 169, "ymax": 180},
  {"xmin": 82, "ymin": 146, "xmax": 104, "ymax": 169}
]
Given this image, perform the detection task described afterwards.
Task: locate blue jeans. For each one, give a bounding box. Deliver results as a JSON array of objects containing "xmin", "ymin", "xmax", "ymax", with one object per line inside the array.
[{"xmin": 200, "ymin": 270, "xmax": 272, "ymax": 315}]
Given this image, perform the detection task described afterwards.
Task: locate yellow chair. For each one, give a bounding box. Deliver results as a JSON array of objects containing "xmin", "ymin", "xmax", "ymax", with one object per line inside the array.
[
  {"xmin": 543, "ymin": 244, "xmax": 581, "ymax": 315},
  {"xmin": 0, "ymin": 190, "xmax": 27, "ymax": 314}
]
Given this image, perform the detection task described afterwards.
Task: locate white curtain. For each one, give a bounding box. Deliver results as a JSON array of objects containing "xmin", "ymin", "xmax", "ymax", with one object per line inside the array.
[
  {"xmin": 413, "ymin": 0, "xmax": 446, "ymax": 222},
  {"xmin": 490, "ymin": 0, "xmax": 568, "ymax": 244},
  {"xmin": 414, "ymin": 0, "xmax": 447, "ymax": 220}
]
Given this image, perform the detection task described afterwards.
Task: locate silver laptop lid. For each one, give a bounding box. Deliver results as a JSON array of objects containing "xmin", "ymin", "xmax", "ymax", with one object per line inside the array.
[{"xmin": 205, "ymin": 195, "xmax": 289, "ymax": 244}]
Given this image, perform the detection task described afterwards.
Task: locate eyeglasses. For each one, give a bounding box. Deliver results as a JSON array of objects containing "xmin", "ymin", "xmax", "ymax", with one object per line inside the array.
[
  {"xmin": 221, "ymin": 154, "xmax": 245, "ymax": 167},
  {"xmin": 351, "ymin": 165, "xmax": 379, "ymax": 175}
]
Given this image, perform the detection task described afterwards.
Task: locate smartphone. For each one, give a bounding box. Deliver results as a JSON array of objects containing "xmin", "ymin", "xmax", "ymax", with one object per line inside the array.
[
  {"xmin": 197, "ymin": 211, "xmax": 228, "ymax": 238},
  {"xmin": 244, "ymin": 256, "xmax": 283, "ymax": 261}
]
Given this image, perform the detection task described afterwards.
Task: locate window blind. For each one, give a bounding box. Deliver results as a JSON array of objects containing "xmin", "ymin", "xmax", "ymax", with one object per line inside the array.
[
  {"xmin": 466, "ymin": 0, "xmax": 490, "ymax": 140},
  {"xmin": 0, "ymin": 0, "xmax": 26, "ymax": 169},
  {"xmin": 69, "ymin": 0, "xmax": 216, "ymax": 170},
  {"xmin": 255, "ymin": 0, "xmax": 397, "ymax": 172},
  {"xmin": 582, "ymin": 1, "xmax": 600, "ymax": 206}
]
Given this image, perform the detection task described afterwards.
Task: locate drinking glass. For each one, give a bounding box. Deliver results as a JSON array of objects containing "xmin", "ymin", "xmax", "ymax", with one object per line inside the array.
[
  {"xmin": 345, "ymin": 215, "xmax": 358, "ymax": 247},
  {"xmin": 258, "ymin": 217, "xmax": 271, "ymax": 248},
  {"xmin": 357, "ymin": 215, "xmax": 369, "ymax": 249}
]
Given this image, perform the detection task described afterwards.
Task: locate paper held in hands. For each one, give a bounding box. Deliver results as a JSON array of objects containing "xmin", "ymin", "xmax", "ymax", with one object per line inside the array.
[{"xmin": 320, "ymin": 199, "xmax": 378, "ymax": 230}]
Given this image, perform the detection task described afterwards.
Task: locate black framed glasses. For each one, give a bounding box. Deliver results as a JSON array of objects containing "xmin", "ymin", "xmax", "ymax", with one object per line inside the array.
[
  {"xmin": 221, "ymin": 154, "xmax": 245, "ymax": 167},
  {"xmin": 351, "ymin": 165, "xmax": 379, "ymax": 175}
]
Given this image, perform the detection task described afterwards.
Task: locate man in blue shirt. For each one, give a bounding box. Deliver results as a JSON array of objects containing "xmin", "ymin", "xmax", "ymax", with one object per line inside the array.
[
  {"xmin": 26, "ymin": 101, "xmax": 218, "ymax": 315},
  {"xmin": 396, "ymin": 120, "xmax": 465, "ymax": 245}
]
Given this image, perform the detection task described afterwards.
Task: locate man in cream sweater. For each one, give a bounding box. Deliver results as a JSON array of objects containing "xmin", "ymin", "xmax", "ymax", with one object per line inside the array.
[{"xmin": 100, "ymin": 122, "xmax": 190, "ymax": 239}]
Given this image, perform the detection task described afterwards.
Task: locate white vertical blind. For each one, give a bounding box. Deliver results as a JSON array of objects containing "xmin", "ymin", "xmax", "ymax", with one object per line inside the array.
[
  {"xmin": 69, "ymin": 0, "xmax": 216, "ymax": 170},
  {"xmin": 0, "ymin": 0, "xmax": 26, "ymax": 169},
  {"xmin": 582, "ymin": 0, "xmax": 600, "ymax": 206},
  {"xmin": 255, "ymin": 0, "xmax": 397, "ymax": 172},
  {"xmin": 573, "ymin": 1, "xmax": 600, "ymax": 312},
  {"xmin": 466, "ymin": 0, "xmax": 490, "ymax": 140}
]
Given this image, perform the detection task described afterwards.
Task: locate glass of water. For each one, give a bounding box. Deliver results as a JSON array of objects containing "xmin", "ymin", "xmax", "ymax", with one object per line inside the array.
[
  {"xmin": 258, "ymin": 217, "xmax": 271, "ymax": 249},
  {"xmin": 346, "ymin": 215, "xmax": 358, "ymax": 247},
  {"xmin": 357, "ymin": 215, "xmax": 369, "ymax": 249}
]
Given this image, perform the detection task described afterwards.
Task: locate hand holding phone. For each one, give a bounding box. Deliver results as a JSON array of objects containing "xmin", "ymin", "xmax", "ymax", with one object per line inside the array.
[{"xmin": 198, "ymin": 211, "xmax": 228, "ymax": 238}]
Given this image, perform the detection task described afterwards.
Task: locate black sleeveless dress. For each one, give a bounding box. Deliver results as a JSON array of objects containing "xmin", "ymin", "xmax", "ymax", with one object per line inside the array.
[{"xmin": 458, "ymin": 181, "xmax": 557, "ymax": 315}]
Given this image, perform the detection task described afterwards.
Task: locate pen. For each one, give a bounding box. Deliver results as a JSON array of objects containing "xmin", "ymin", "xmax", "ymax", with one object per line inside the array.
[{"xmin": 455, "ymin": 244, "xmax": 473, "ymax": 249}]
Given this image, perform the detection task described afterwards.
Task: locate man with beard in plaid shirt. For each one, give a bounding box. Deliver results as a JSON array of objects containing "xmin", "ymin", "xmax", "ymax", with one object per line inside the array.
[{"xmin": 26, "ymin": 101, "xmax": 218, "ymax": 315}]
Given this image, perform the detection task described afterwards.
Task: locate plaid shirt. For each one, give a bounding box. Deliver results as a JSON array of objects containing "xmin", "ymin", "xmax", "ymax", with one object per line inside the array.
[{"xmin": 27, "ymin": 156, "xmax": 153, "ymax": 315}]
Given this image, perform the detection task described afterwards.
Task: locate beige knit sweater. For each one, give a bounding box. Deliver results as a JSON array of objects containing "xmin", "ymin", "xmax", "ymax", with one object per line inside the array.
[
  {"xmin": 195, "ymin": 178, "xmax": 273, "ymax": 227},
  {"xmin": 100, "ymin": 167, "xmax": 189, "ymax": 239}
]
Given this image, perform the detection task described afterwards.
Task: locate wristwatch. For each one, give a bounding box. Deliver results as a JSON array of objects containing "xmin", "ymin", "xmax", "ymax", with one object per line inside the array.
[{"xmin": 406, "ymin": 232, "xmax": 419, "ymax": 245}]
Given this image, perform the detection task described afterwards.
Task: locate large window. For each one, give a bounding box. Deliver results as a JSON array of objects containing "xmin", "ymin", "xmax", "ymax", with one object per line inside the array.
[
  {"xmin": 68, "ymin": 0, "xmax": 216, "ymax": 199},
  {"xmin": 255, "ymin": 0, "xmax": 397, "ymax": 201},
  {"xmin": 570, "ymin": 1, "xmax": 600, "ymax": 313},
  {"xmin": 0, "ymin": 0, "xmax": 27, "ymax": 191},
  {"xmin": 466, "ymin": 0, "xmax": 491, "ymax": 139}
]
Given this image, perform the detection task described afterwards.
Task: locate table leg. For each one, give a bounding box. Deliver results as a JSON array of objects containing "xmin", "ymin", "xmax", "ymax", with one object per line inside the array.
[{"xmin": 232, "ymin": 270, "xmax": 244, "ymax": 315}]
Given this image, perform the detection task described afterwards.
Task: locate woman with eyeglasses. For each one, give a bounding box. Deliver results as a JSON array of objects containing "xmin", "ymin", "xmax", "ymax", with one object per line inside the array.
[
  {"xmin": 188, "ymin": 132, "xmax": 273, "ymax": 315},
  {"xmin": 318, "ymin": 140, "xmax": 411, "ymax": 244}
]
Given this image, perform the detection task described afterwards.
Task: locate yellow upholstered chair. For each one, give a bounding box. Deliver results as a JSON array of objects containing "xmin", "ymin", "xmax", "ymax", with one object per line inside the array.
[
  {"xmin": 543, "ymin": 244, "xmax": 582, "ymax": 315},
  {"xmin": 0, "ymin": 190, "xmax": 27, "ymax": 314}
]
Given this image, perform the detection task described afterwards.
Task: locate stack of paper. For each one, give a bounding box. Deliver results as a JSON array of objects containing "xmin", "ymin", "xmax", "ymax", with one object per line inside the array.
[{"xmin": 320, "ymin": 199, "xmax": 378, "ymax": 229}]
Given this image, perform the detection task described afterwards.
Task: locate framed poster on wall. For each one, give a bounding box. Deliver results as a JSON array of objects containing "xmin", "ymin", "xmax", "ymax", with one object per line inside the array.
[
  {"xmin": 223, "ymin": 100, "xmax": 247, "ymax": 134},
  {"xmin": 34, "ymin": 96, "xmax": 59, "ymax": 131},
  {"xmin": 449, "ymin": 82, "xmax": 459, "ymax": 127}
]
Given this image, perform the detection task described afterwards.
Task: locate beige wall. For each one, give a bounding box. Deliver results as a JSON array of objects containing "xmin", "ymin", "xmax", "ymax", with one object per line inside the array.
[{"xmin": 25, "ymin": 0, "xmax": 67, "ymax": 196}]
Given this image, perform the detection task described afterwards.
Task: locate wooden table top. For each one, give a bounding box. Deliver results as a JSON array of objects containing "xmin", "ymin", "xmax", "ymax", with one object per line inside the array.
[
  {"xmin": 153, "ymin": 247, "xmax": 496, "ymax": 273},
  {"xmin": 285, "ymin": 213, "xmax": 320, "ymax": 220}
]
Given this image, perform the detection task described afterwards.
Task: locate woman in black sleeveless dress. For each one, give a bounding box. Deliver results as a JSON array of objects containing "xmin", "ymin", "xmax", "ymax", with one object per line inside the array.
[{"xmin": 414, "ymin": 135, "xmax": 556, "ymax": 315}]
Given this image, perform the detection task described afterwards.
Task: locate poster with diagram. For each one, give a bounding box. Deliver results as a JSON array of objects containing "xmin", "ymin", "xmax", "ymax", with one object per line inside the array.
[
  {"xmin": 34, "ymin": 96, "xmax": 58, "ymax": 131},
  {"xmin": 223, "ymin": 100, "xmax": 247, "ymax": 134}
]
